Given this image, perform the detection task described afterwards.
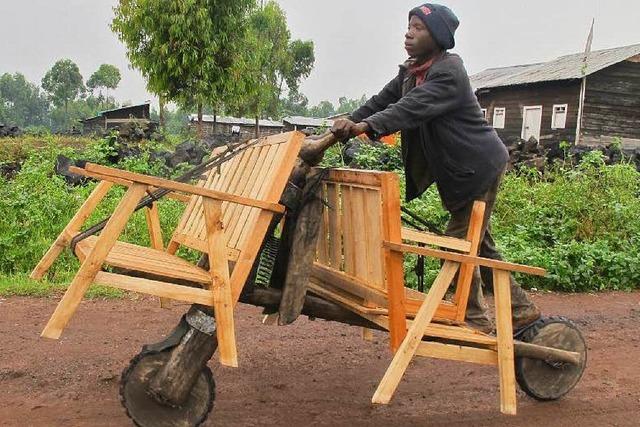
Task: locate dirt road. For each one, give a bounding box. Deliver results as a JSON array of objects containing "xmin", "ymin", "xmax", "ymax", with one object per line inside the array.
[{"xmin": 1, "ymin": 291, "xmax": 639, "ymax": 426}]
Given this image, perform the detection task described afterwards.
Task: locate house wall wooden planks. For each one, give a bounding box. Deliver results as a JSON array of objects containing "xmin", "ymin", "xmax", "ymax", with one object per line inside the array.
[
  {"xmin": 581, "ymin": 58, "xmax": 640, "ymax": 148},
  {"xmin": 476, "ymin": 80, "xmax": 581, "ymax": 144}
]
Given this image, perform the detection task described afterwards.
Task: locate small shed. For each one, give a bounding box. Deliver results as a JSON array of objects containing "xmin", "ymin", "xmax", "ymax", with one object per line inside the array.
[
  {"xmin": 188, "ymin": 115, "xmax": 283, "ymax": 139},
  {"xmin": 470, "ymin": 43, "xmax": 640, "ymax": 148},
  {"xmin": 282, "ymin": 116, "xmax": 334, "ymax": 132},
  {"xmin": 81, "ymin": 102, "xmax": 152, "ymax": 135}
]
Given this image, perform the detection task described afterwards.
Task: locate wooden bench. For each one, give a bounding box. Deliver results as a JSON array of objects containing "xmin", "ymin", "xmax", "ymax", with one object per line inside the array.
[
  {"xmin": 31, "ymin": 131, "xmax": 304, "ymax": 368},
  {"xmin": 310, "ymin": 168, "xmax": 547, "ymax": 414}
]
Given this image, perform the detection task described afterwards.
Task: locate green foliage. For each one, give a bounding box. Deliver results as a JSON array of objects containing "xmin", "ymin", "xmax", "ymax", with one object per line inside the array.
[
  {"xmin": 41, "ymin": 59, "xmax": 85, "ymax": 114},
  {"xmin": 0, "ymin": 73, "xmax": 50, "ymax": 127},
  {"xmin": 87, "ymin": 64, "xmax": 122, "ymax": 91},
  {"xmin": 322, "ymin": 143, "xmax": 640, "ymax": 292},
  {"xmin": 229, "ymin": 1, "xmax": 315, "ymax": 120},
  {"xmin": 112, "ymin": 0, "xmax": 255, "ymax": 112}
]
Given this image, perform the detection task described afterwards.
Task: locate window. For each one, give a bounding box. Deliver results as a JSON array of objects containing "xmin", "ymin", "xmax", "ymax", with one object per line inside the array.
[
  {"xmin": 481, "ymin": 108, "xmax": 487, "ymax": 119},
  {"xmin": 493, "ymin": 107, "xmax": 506, "ymax": 129},
  {"xmin": 552, "ymin": 104, "xmax": 568, "ymax": 129}
]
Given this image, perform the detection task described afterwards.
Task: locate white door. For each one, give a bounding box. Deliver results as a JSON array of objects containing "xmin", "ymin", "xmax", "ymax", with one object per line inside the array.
[{"xmin": 522, "ymin": 106, "xmax": 542, "ymax": 141}]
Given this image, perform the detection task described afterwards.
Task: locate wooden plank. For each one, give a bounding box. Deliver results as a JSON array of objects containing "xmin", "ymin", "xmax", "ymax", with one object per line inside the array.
[
  {"xmin": 351, "ymin": 187, "xmax": 369, "ymax": 280},
  {"xmin": 324, "ymin": 168, "xmax": 384, "ymax": 187},
  {"xmin": 144, "ymin": 202, "xmax": 169, "ymax": 307},
  {"xmin": 41, "ymin": 183, "xmax": 147, "ymax": 339},
  {"xmin": 494, "ymin": 269, "xmax": 517, "ymax": 415},
  {"xmin": 203, "ymin": 198, "xmax": 238, "ymax": 368},
  {"xmin": 380, "ymin": 172, "xmax": 406, "ymax": 351},
  {"xmin": 416, "ymin": 341, "xmax": 498, "ymax": 366},
  {"xmin": 311, "ymin": 263, "xmax": 388, "ymax": 308},
  {"xmin": 145, "ymin": 202, "xmax": 164, "ymax": 250},
  {"xmin": 307, "ymin": 281, "xmax": 387, "ymax": 315},
  {"xmin": 30, "ymin": 181, "xmax": 114, "ymax": 280},
  {"xmin": 325, "ymin": 182, "xmax": 342, "ymax": 269},
  {"xmin": 371, "ymin": 261, "xmax": 459, "ymax": 404},
  {"xmin": 363, "ymin": 188, "xmax": 384, "ymax": 288},
  {"xmin": 454, "ymin": 201, "xmax": 485, "ymax": 321},
  {"xmin": 72, "ymin": 163, "xmax": 286, "ymax": 213},
  {"xmin": 341, "ymin": 185, "xmax": 356, "ymax": 276},
  {"xmin": 384, "ymin": 242, "xmax": 546, "ymax": 276},
  {"xmin": 94, "ymin": 272, "xmax": 213, "ymax": 305},
  {"xmin": 401, "ymin": 227, "xmax": 472, "ymax": 252},
  {"xmin": 316, "ymin": 183, "xmax": 330, "ymax": 263},
  {"xmin": 170, "ymin": 233, "xmax": 240, "ymax": 262}
]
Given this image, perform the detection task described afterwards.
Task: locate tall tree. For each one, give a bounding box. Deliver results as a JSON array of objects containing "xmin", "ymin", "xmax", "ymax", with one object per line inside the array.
[
  {"xmin": 41, "ymin": 59, "xmax": 85, "ymax": 116},
  {"xmin": 112, "ymin": 0, "xmax": 255, "ymax": 136},
  {"xmin": 0, "ymin": 73, "xmax": 49, "ymax": 127},
  {"xmin": 87, "ymin": 64, "xmax": 121, "ymax": 107},
  {"xmin": 308, "ymin": 100, "xmax": 336, "ymax": 118}
]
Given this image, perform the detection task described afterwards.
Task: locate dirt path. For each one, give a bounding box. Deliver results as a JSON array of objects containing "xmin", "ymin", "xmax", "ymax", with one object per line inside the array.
[{"xmin": 1, "ymin": 291, "xmax": 639, "ymax": 426}]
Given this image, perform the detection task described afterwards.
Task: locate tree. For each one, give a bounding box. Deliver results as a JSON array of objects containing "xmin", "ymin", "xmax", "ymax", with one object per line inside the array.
[
  {"xmin": 41, "ymin": 59, "xmax": 85, "ymax": 116},
  {"xmin": 87, "ymin": 64, "xmax": 121, "ymax": 106},
  {"xmin": 308, "ymin": 100, "xmax": 336, "ymax": 118},
  {"xmin": 336, "ymin": 95, "xmax": 368, "ymax": 115},
  {"xmin": 0, "ymin": 73, "xmax": 49, "ymax": 127},
  {"xmin": 229, "ymin": 1, "xmax": 315, "ymax": 135},
  {"xmin": 112, "ymin": 0, "xmax": 255, "ymax": 136}
]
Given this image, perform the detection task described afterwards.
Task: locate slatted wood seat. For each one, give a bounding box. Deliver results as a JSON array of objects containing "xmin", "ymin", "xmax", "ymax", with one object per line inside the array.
[
  {"xmin": 31, "ymin": 131, "xmax": 304, "ymax": 368},
  {"xmin": 310, "ymin": 168, "xmax": 547, "ymax": 414},
  {"xmin": 75, "ymin": 236, "xmax": 212, "ymax": 284}
]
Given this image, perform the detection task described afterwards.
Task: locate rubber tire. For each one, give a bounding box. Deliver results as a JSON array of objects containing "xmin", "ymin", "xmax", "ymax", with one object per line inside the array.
[
  {"xmin": 515, "ymin": 316, "xmax": 587, "ymax": 401},
  {"xmin": 120, "ymin": 350, "xmax": 215, "ymax": 427}
]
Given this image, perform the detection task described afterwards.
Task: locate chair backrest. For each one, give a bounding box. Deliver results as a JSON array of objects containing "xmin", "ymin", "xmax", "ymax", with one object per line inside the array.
[
  {"xmin": 315, "ymin": 169, "xmax": 391, "ymax": 290},
  {"xmin": 312, "ymin": 168, "xmax": 479, "ymax": 325},
  {"xmin": 168, "ymin": 131, "xmax": 303, "ymax": 268}
]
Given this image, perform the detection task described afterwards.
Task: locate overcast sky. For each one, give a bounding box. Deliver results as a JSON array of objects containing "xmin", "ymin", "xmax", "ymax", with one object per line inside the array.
[{"xmin": 0, "ymin": 0, "xmax": 638, "ymax": 110}]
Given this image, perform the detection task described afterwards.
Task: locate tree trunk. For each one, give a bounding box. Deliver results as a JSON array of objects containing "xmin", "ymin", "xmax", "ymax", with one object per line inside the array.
[
  {"xmin": 213, "ymin": 109, "xmax": 217, "ymax": 134},
  {"xmin": 158, "ymin": 95, "xmax": 165, "ymax": 130},
  {"xmin": 197, "ymin": 102, "xmax": 203, "ymax": 140},
  {"xmin": 254, "ymin": 116, "xmax": 260, "ymax": 138}
]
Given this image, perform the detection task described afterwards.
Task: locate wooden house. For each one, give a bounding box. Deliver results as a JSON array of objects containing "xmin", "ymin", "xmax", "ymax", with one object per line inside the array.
[
  {"xmin": 282, "ymin": 116, "xmax": 334, "ymax": 132},
  {"xmin": 470, "ymin": 43, "xmax": 640, "ymax": 148},
  {"xmin": 188, "ymin": 115, "xmax": 283, "ymax": 139},
  {"xmin": 81, "ymin": 102, "xmax": 152, "ymax": 135}
]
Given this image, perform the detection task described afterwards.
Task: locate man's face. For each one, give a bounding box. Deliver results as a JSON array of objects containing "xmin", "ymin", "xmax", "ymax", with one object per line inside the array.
[{"xmin": 405, "ymin": 15, "xmax": 439, "ymax": 60}]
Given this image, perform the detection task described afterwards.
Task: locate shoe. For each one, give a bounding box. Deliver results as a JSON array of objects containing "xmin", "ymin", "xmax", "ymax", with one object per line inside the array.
[
  {"xmin": 512, "ymin": 306, "xmax": 542, "ymax": 330},
  {"xmin": 465, "ymin": 317, "xmax": 495, "ymax": 334}
]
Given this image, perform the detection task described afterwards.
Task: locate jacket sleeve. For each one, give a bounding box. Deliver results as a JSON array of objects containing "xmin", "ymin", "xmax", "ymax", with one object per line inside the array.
[
  {"xmin": 362, "ymin": 70, "xmax": 460, "ymax": 135},
  {"xmin": 350, "ymin": 74, "xmax": 403, "ymax": 123}
]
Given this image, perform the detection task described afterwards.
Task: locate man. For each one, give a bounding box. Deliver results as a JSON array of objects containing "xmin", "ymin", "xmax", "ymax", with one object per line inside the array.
[{"xmin": 331, "ymin": 3, "xmax": 541, "ymax": 332}]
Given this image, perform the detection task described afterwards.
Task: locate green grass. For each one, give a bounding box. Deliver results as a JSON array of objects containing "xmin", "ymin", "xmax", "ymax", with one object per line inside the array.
[{"xmin": 0, "ymin": 273, "xmax": 125, "ymax": 299}]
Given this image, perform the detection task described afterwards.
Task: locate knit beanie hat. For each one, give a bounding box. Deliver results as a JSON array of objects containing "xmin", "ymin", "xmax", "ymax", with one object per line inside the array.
[{"xmin": 409, "ymin": 3, "xmax": 459, "ymax": 50}]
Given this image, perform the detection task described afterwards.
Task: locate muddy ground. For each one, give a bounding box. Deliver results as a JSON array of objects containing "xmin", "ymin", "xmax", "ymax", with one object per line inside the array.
[{"xmin": 1, "ymin": 291, "xmax": 639, "ymax": 426}]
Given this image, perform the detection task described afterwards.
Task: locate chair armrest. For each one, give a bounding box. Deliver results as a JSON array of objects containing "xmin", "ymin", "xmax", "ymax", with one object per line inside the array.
[
  {"xmin": 69, "ymin": 162, "xmax": 286, "ymax": 214},
  {"xmin": 401, "ymin": 227, "xmax": 471, "ymax": 252},
  {"xmin": 383, "ymin": 241, "xmax": 546, "ymax": 276}
]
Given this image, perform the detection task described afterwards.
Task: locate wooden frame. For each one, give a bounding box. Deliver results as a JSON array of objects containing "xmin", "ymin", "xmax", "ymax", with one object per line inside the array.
[
  {"xmin": 310, "ymin": 168, "xmax": 547, "ymax": 415},
  {"xmin": 32, "ymin": 131, "xmax": 304, "ymax": 369}
]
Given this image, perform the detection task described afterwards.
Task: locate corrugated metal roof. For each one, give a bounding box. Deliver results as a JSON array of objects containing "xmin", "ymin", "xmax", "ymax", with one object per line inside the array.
[
  {"xmin": 471, "ymin": 43, "xmax": 640, "ymax": 90},
  {"xmin": 189, "ymin": 114, "xmax": 283, "ymax": 128},
  {"xmin": 282, "ymin": 116, "xmax": 334, "ymax": 127}
]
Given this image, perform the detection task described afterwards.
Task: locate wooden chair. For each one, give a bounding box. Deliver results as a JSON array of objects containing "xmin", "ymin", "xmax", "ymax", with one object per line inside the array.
[
  {"xmin": 309, "ymin": 168, "xmax": 546, "ymax": 414},
  {"xmin": 31, "ymin": 131, "xmax": 304, "ymax": 368}
]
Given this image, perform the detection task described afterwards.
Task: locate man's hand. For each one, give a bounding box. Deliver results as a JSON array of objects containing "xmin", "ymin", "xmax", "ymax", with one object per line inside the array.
[{"xmin": 331, "ymin": 119, "xmax": 370, "ymax": 140}]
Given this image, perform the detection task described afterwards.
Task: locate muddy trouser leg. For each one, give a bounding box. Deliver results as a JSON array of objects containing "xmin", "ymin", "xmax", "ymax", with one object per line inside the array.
[{"xmin": 445, "ymin": 173, "xmax": 539, "ymax": 326}]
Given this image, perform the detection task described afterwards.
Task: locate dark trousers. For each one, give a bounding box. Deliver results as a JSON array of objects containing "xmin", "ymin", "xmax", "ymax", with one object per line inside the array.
[{"xmin": 444, "ymin": 172, "xmax": 538, "ymax": 324}]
